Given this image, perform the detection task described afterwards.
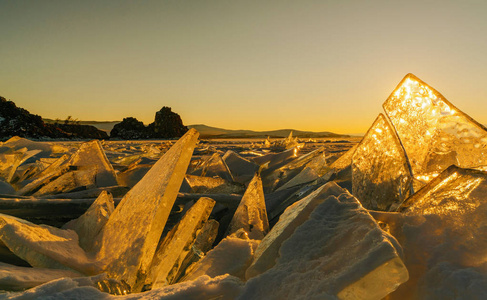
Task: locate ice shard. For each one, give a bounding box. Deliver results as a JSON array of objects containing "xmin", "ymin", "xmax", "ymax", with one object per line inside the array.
[
  {"xmin": 330, "ymin": 144, "xmax": 357, "ymax": 171},
  {"xmin": 0, "ymin": 262, "xmax": 82, "ymax": 291},
  {"xmin": 172, "ymin": 219, "xmax": 219, "ymax": 282},
  {"xmin": 261, "ymin": 147, "xmax": 327, "ymax": 192},
  {"xmin": 185, "ymin": 175, "xmax": 244, "ymax": 194},
  {"xmin": 252, "ymin": 147, "xmax": 296, "ymax": 168},
  {"xmin": 275, "ymin": 167, "xmax": 319, "ymax": 191},
  {"xmin": 62, "ymin": 191, "xmax": 114, "ymax": 252},
  {"xmin": 241, "ymin": 192, "xmax": 408, "ymax": 300},
  {"xmin": 0, "ymin": 214, "xmax": 100, "ymax": 275},
  {"xmin": 399, "ymin": 165, "xmax": 487, "ymax": 215},
  {"xmin": 148, "ymin": 197, "xmax": 215, "ymax": 289},
  {"xmin": 226, "ymin": 174, "xmax": 269, "ymax": 240},
  {"xmin": 383, "ymin": 73, "xmax": 487, "ymax": 185},
  {"xmin": 352, "ymin": 114, "xmax": 413, "ymax": 211},
  {"xmin": 93, "ymin": 129, "xmax": 199, "ymax": 288},
  {"xmin": 191, "ymin": 153, "xmax": 234, "ymax": 182},
  {"xmin": 222, "ymin": 150, "xmax": 259, "ymax": 184},
  {"xmin": 67, "ymin": 140, "xmax": 118, "ymax": 187},
  {"xmin": 0, "ymin": 149, "xmax": 42, "ymax": 183},
  {"xmin": 17, "ymin": 155, "xmax": 70, "ymax": 196},
  {"xmin": 372, "ymin": 166, "xmax": 487, "ymax": 299},
  {"xmin": 0, "ymin": 137, "xmax": 52, "ymax": 157},
  {"xmin": 182, "ymin": 236, "xmax": 259, "ymax": 282},
  {"xmin": 32, "ymin": 169, "xmax": 96, "ymax": 197},
  {"xmin": 246, "ymin": 182, "xmax": 346, "ymax": 279}
]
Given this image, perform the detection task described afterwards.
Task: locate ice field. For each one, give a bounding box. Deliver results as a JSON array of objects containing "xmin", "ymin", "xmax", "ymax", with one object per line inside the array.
[{"xmin": 0, "ymin": 74, "xmax": 486, "ymax": 299}]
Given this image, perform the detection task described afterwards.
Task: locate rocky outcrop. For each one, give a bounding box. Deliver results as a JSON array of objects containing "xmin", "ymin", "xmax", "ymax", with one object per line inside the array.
[
  {"xmin": 111, "ymin": 107, "xmax": 188, "ymax": 140},
  {"xmin": 150, "ymin": 107, "xmax": 188, "ymax": 138},
  {"xmin": 0, "ymin": 97, "xmax": 68, "ymax": 140},
  {"xmin": 110, "ymin": 117, "xmax": 150, "ymax": 139}
]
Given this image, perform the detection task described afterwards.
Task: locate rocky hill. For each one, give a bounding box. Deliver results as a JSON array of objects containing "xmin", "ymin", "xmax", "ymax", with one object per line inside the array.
[{"xmin": 0, "ymin": 96, "xmax": 108, "ymax": 140}]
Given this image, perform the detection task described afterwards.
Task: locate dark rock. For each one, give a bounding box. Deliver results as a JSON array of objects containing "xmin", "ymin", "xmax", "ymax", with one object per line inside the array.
[
  {"xmin": 150, "ymin": 106, "xmax": 188, "ymax": 138},
  {"xmin": 0, "ymin": 96, "xmax": 68, "ymax": 140},
  {"xmin": 110, "ymin": 117, "xmax": 150, "ymax": 139},
  {"xmin": 111, "ymin": 107, "xmax": 188, "ymax": 139}
]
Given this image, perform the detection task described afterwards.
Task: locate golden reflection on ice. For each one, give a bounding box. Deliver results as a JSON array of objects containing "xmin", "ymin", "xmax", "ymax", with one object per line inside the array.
[
  {"xmin": 403, "ymin": 166, "xmax": 487, "ymax": 217},
  {"xmin": 383, "ymin": 74, "xmax": 487, "ymax": 188},
  {"xmin": 352, "ymin": 114, "xmax": 412, "ymax": 211}
]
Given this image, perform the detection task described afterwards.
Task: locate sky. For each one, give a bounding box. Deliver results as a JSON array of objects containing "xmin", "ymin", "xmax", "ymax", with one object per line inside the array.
[{"xmin": 1, "ymin": 0, "xmax": 487, "ymax": 134}]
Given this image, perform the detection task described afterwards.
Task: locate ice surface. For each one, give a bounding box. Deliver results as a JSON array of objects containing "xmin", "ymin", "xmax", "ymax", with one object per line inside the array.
[
  {"xmin": 352, "ymin": 114, "xmax": 413, "ymax": 211},
  {"xmin": 148, "ymin": 197, "xmax": 215, "ymax": 289},
  {"xmin": 0, "ymin": 214, "xmax": 99, "ymax": 274},
  {"xmin": 62, "ymin": 191, "xmax": 114, "ymax": 252},
  {"xmin": 246, "ymin": 182, "xmax": 346, "ymax": 279},
  {"xmin": 184, "ymin": 175, "xmax": 244, "ymax": 194},
  {"xmin": 182, "ymin": 237, "xmax": 259, "ymax": 282},
  {"xmin": 226, "ymin": 174, "xmax": 269, "ymax": 240},
  {"xmin": 3, "ymin": 273, "xmax": 130, "ymax": 299},
  {"xmin": 93, "ymin": 129, "xmax": 199, "ymax": 288},
  {"xmin": 67, "ymin": 140, "xmax": 118, "ymax": 187},
  {"xmin": 222, "ymin": 150, "xmax": 259, "ymax": 184},
  {"xmin": 190, "ymin": 153, "xmax": 234, "ymax": 182},
  {"xmin": 4, "ymin": 274, "xmax": 243, "ymax": 300},
  {"xmin": 0, "ymin": 262, "xmax": 82, "ymax": 291},
  {"xmin": 241, "ymin": 192, "xmax": 408, "ymax": 299},
  {"xmin": 383, "ymin": 73, "xmax": 487, "ymax": 185}
]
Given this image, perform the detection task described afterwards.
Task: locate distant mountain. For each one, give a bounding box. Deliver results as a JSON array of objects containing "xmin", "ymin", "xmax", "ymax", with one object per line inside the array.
[{"xmin": 188, "ymin": 124, "xmax": 349, "ymax": 139}]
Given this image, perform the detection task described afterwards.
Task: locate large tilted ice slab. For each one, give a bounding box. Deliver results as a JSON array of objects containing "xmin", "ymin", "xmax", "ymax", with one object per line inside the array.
[
  {"xmin": 0, "ymin": 214, "xmax": 100, "ymax": 275},
  {"xmin": 226, "ymin": 174, "xmax": 269, "ymax": 240},
  {"xmin": 383, "ymin": 73, "xmax": 487, "ymax": 185},
  {"xmin": 94, "ymin": 129, "xmax": 199, "ymax": 288},
  {"xmin": 0, "ymin": 262, "xmax": 82, "ymax": 291},
  {"xmin": 148, "ymin": 197, "xmax": 215, "ymax": 289},
  {"xmin": 246, "ymin": 182, "xmax": 346, "ymax": 279},
  {"xmin": 352, "ymin": 114, "xmax": 413, "ymax": 211},
  {"xmin": 241, "ymin": 190, "xmax": 408, "ymax": 299},
  {"xmin": 371, "ymin": 166, "xmax": 487, "ymax": 299},
  {"xmin": 62, "ymin": 191, "xmax": 114, "ymax": 252},
  {"xmin": 67, "ymin": 140, "xmax": 118, "ymax": 187}
]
